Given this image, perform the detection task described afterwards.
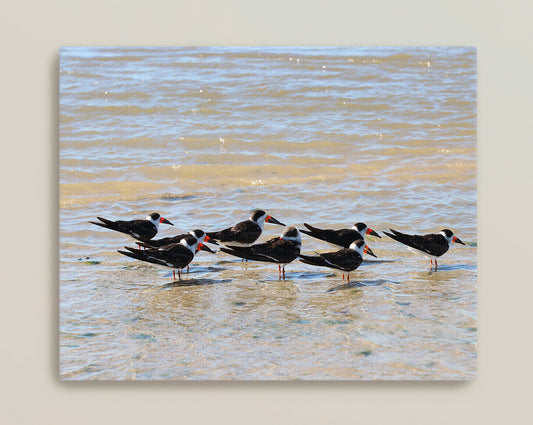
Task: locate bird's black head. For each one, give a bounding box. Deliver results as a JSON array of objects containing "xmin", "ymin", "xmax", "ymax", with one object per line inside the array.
[
  {"xmin": 356, "ymin": 239, "xmax": 365, "ymax": 248},
  {"xmin": 354, "ymin": 223, "xmax": 366, "ymax": 232},
  {"xmin": 190, "ymin": 229, "xmax": 206, "ymax": 239},
  {"xmin": 182, "ymin": 234, "xmax": 198, "ymax": 247},
  {"xmin": 250, "ymin": 210, "xmax": 267, "ymax": 221},
  {"xmin": 280, "ymin": 225, "xmax": 301, "ymax": 245},
  {"xmin": 350, "ymin": 239, "xmax": 377, "ymax": 258},
  {"xmin": 352, "ymin": 222, "xmax": 380, "ymax": 238},
  {"xmin": 441, "ymin": 229, "xmax": 465, "ymax": 245},
  {"xmin": 148, "ymin": 212, "xmax": 173, "ymax": 226}
]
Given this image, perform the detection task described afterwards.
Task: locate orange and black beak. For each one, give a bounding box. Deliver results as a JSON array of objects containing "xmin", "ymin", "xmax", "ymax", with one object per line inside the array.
[
  {"xmin": 364, "ymin": 245, "xmax": 377, "ymax": 258},
  {"xmin": 198, "ymin": 243, "xmax": 216, "ymax": 253},
  {"xmin": 452, "ymin": 236, "xmax": 465, "ymax": 245},
  {"xmin": 203, "ymin": 234, "xmax": 218, "ymax": 245},
  {"xmin": 160, "ymin": 217, "xmax": 173, "ymax": 226},
  {"xmin": 266, "ymin": 215, "xmax": 285, "ymax": 226},
  {"xmin": 366, "ymin": 227, "xmax": 381, "ymax": 238}
]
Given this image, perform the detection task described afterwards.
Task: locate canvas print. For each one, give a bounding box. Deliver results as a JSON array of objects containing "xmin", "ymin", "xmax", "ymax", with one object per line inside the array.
[{"xmin": 59, "ymin": 47, "xmax": 477, "ymax": 380}]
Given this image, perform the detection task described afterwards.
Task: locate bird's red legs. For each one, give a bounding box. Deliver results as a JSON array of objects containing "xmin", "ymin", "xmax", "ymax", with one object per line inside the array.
[
  {"xmin": 276, "ymin": 265, "xmax": 286, "ymax": 280},
  {"xmin": 278, "ymin": 264, "xmax": 285, "ymax": 280}
]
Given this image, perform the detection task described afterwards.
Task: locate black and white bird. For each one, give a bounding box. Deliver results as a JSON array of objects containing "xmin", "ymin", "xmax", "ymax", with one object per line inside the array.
[
  {"xmin": 139, "ymin": 230, "xmax": 219, "ymax": 249},
  {"xmin": 207, "ymin": 209, "xmax": 285, "ymax": 247},
  {"xmin": 300, "ymin": 222, "xmax": 380, "ymax": 248},
  {"xmin": 118, "ymin": 230, "xmax": 214, "ymax": 282},
  {"xmin": 299, "ymin": 239, "xmax": 377, "ymax": 283},
  {"xmin": 383, "ymin": 228, "xmax": 465, "ymax": 270},
  {"xmin": 90, "ymin": 212, "xmax": 173, "ymax": 242},
  {"xmin": 136, "ymin": 229, "xmax": 217, "ymax": 272},
  {"xmin": 219, "ymin": 225, "xmax": 301, "ymax": 280}
]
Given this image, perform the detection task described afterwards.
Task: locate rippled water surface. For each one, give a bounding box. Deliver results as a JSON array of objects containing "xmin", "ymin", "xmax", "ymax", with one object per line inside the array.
[{"xmin": 60, "ymin": 47, "xmax": 476, "ymax": 380}]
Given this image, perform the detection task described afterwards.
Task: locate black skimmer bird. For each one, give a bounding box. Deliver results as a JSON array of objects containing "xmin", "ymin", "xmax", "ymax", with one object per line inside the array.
[
  {"xmin": 299, "ymin": 240, "xmax": 377, "ymax": 283},
  {"xmin": 90, "ymin": 212, "xmax": 173, "ymax": 242},
  {"xmin": 137, "ymin": 229, "xmax": 218, "ymax": 273},
  {"xmin": 139, "ymin": 230, "xmax": 219, "ymax": 248},
  {"xmin": 383, "ymin": 228, "xmax": 465, "ymax": 270},
  {"xmin": 118, "ymin": 230, "xmax": 214, "ymax": 282},
  {"xmin": 300, "ymin": 222, "xmax": 380, "ymax": 248},
  {"xmin": 219, "ymin": 225, "xmax": 301, "ymax": 280},
  {"xmin": 207, "ymin": 209, "xmax": 285, "ymax": 247},
  {"xmin": 136, "ymin": 229, "xmax": 218, "ymax": 273}
]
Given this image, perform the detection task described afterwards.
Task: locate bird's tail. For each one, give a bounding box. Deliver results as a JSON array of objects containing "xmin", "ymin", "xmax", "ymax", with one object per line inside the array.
[
  {"xmin": 90, "ymin": 216, "xmax": 119, "ymax": 231},
  {"xmin": 118, "ymin": 246, "xmax": 146, "ymax": 261},
  {"xmin": 383, "ymin": 229, "xmax": 406, "ymax": 244},
  {"xmin": 298, "ymin": 253, "xmax": 327, "ymax": 267}
]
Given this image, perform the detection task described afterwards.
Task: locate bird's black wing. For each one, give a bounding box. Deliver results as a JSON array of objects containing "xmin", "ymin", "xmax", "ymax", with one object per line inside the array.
[
  {"xmin": 140, "ymin": 234, "xmax": 187, "ymax": 248},
  {"xmin": 385, "ymin": 229, "xmax": 449, "ymax": 257},
  {"xmin": 221, "ymin": 238, "xmax": 300, "ymax": 264},
  {"xmin": 208, "ymin": 220, "xmax": 261, "ymax": 245},
  {"xmin": 320, "ymin": 249, "xmax": 361, "ymax": 271},
  {"xmin": 119, "ymin": 244, "xmax": 194, "ymax": 268},
  {"xmin": 301, "ymin": 223, "xmax": 357, "ymax": 248},
  {"xmin": 91, "ymin": 217, "xmax": 157, "ymax": 241}
]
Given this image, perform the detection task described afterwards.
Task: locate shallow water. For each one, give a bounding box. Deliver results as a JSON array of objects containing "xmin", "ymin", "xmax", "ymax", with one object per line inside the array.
[{"xmin": 59, "ymin": 47, "xmax": 476, "ymax": 380}]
